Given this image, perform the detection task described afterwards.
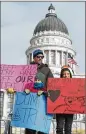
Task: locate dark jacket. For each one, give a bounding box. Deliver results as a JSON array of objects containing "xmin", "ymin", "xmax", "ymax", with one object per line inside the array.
[{"xmin": 30, "ymin": 61, "xmax": 54, "ymax": 87}]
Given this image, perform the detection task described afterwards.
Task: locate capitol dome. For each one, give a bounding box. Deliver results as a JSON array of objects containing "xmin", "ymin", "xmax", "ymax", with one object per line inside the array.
[
  {"xmin": 34, "ymin": 4, "xmax": 69, "ymax": 35},
  {"xmin": 26, "ymin": 3, "xmax": 76, "ymax": 77}
]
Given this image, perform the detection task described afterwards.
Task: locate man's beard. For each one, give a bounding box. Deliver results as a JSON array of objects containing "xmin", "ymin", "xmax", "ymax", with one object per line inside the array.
[{"xmin": 38, "ymin": 60, "xmax": 42, "ymax": 65}]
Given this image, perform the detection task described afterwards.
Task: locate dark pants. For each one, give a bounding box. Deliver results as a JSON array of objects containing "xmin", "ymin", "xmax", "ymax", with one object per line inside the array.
[
  {"xmin": 56, "ymin": 114, "xmax": 73, "ymax": 134},
  {"xmin": 25, "ymin": 129, "xmax": 45, "ymax": 134}
]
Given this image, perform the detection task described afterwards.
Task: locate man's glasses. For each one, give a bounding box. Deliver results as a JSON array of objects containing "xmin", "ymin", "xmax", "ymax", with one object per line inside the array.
[{"xmin": 36, "ymin": 55, "xmax": 44, "ymax": 59}]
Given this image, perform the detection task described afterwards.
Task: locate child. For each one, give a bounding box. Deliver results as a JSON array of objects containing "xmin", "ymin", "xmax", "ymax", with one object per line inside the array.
[{"xmin": 56, "ymin": 65, "xmax": 74, "ymax": 134}]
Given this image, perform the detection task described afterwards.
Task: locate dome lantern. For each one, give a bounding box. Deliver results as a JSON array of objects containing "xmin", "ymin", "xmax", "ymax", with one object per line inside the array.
[
  {"xmin": 48, "ymin": 3, "xmax": 55, "ymax": 14},
  {"xmin": 46, "ymin": 3, "xmax": 57, "ymax": 18}
]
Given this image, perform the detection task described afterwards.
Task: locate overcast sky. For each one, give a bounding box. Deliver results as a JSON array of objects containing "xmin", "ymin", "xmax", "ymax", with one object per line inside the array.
[{"xmin": 1, "ymin": 2, "xmax": 85, "ymax": 74}]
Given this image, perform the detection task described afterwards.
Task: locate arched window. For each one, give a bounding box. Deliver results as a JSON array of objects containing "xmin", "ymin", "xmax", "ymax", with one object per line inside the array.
[{"xmin": 51, "ymin": 50, "xmax": 55, "ymax": 65}]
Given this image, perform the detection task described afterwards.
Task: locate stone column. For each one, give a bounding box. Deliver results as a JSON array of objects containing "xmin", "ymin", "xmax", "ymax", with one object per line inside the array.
[
  {"xmin": 49, "ymin": 50, "xmax": 51, "ymax": 65},
  {"xmin": 42, "ymin": 50, "xmax": 44, "ymax": 63},
  {"xmin": 66, "ymin": 52, "xmax": 68, "ymax": 65},
  {"xmin": 61, "ymin": 51, "xmax": 63, "ymax": 66},
  {"xmin": 31, "ymin": 53, "xmax": 33, "ymax": 61},
  {"xmin": 3, "ymin": 91, "xmax": 8, "ymax": 118},
  {"xmin": 27, "ymin": 55, "xmax": 29, "ymax": 64},
  {"xmin": 56, "ymin": 50, "xmax": 57, "ymax": 66}
]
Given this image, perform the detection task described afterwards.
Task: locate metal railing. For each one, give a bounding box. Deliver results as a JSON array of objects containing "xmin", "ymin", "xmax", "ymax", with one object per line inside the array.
[
  {"xmin": 1, "ymin": 118, "xmax": 85, "ymax": 134},
  {"xmin": 1, "ymin": 111, "xmax": 13, "ymax": 134}
]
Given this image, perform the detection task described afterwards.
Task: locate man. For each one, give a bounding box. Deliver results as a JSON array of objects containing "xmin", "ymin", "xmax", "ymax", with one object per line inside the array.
[{"xmin": 25, "ymin": 49, "xmax": 53, "ymax": 134}]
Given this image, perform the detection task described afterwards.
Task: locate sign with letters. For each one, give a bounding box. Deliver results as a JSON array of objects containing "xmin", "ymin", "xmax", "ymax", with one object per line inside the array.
[
  {"xmin": 11, "ymin": 92, "xmax": 53, "ymax": 133},
  {"xmin": 47, "ymin": 78, "xmax": 86, "ymax": 114},
  {"xmin": 0, "ymin": 64, "xmax": 37, "ymax": 91},
  {"xmin": 0, "ymin": 64, "xmax": 53, "ymax": 133}
]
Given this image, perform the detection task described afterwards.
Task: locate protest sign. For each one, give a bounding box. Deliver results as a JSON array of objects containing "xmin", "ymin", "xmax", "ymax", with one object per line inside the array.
[
  {"xmin": 0, "ymin": 64, "xmax": 37, "ymax": 91},
  {"xmin": 47, "ymin": 78, "xmax": 86, "ymax": 114},
  {"xmin": 11, "ymin": 92, "xmax": 53, "ymax": 133}
]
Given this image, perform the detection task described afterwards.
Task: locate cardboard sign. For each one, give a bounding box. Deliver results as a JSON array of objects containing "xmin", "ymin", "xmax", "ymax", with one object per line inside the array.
[
  {"xmin": 47, "ymin": 78, "xmax": 86, "ymax": 114},
  {"xmin": 0, "ymin": 64, "xmax": 37, "ymax": 91},
  {"xmin": 11, "ymin": 92, "xmax": 53, "ymax": 133}
]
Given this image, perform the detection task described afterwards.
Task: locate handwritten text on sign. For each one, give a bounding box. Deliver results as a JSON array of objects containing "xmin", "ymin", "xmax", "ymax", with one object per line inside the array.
[
  {"xmin": 0, "ymin": 64, "xmax": 37, "ymax": 91},
  {"xmin": 11, "ymin": 92, "xmax": 53, "ymax": 133},
  {"xmin": 47, "ymin": 78, "xmax": 86, "ymax": 114}
]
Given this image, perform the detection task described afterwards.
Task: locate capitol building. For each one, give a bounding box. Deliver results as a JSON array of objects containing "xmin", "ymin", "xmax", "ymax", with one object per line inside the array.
[
  {"xmin": 1, "ymin": 4, "xmax": 85, "ymax": 134},
  {"xmin": 26, "ymin": 4, "xmax": 77, "ymax": 77}
]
